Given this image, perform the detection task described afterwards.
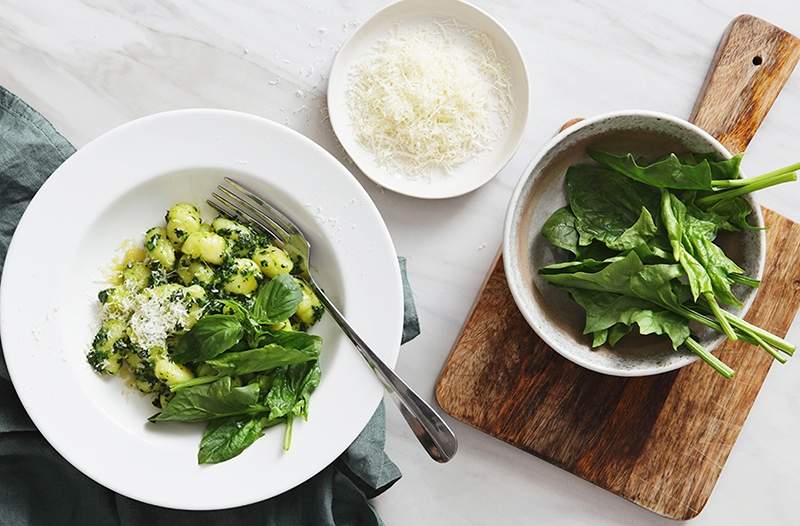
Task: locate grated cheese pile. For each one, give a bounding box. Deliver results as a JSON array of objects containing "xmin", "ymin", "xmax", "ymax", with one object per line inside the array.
[
  {"xmin": 104, "ymin": 277, "xmax": 191, "ymax": 351},
  {"xmin": 129, "ymin": 293, "xmax": 189, "ymax": 351},
  {"xmin": 346, "ymin": 19, "xmax": 513, "ymax": 177}
]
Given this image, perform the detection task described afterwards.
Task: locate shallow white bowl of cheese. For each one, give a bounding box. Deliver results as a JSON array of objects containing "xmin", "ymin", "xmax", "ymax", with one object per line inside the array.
[{"xmin": 327, "ymin": 0, "xmax": 530, "ymax": 199}]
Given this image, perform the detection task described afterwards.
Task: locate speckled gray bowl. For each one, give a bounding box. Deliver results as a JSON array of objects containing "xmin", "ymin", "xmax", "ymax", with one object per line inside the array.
[{"xmin": 503, "ymin": 110, "xmax": 766, "ymax": 377}]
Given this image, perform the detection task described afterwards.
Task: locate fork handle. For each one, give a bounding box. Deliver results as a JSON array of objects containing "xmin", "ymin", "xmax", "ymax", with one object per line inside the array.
[{"xmin": 312, "ymin": 286, "xmax": 458, "ymax": 463}]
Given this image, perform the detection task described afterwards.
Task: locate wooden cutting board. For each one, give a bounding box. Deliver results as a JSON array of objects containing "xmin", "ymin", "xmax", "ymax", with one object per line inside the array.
[{"xmin": 435, "ymin": 15, "xmax": 800, "ymax": 520}]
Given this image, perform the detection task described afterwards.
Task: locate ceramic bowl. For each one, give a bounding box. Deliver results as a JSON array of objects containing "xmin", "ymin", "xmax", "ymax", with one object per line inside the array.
[
  {"xmin": 503, "ymin": 110, "xmax": 766, "ymax": 377},
  {"xmin": 327, "ymin": 0, "xmax": 530, "ymax": 199}
]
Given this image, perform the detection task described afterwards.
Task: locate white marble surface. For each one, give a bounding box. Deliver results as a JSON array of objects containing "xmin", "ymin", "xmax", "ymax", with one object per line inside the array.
[{"xmin": 3, "ymin": 0, "xmax": 800, "ymax": 524}]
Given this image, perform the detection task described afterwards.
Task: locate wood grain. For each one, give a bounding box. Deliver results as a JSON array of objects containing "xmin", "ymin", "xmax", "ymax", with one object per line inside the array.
[
  {"xmin": 690, "ymin": 15, "xmax": 800, "ymax": 154},
  {"xmin": 435, "ymin": 15, "xmax": 800, "ymax": 520}
]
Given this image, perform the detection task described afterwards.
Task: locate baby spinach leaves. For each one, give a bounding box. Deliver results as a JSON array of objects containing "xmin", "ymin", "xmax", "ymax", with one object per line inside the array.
[
  {"xmin": 542, "ymin": 207, "xmax": 580, "ymax": 256},
  {"xmin": 566, "ymin": 165, "xmax": 660, "ymax": 248},
  {"xmin": 588, "ymin": 149, "xmax": 713, "ymax": 190},
  {"xmin": 539, "ymin": 151, "xmax": 799, "ymax": 378}
]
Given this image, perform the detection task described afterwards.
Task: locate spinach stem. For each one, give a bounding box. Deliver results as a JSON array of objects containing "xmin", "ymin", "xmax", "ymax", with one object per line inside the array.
[
  {"xmin": 283, "ymin": 414, "xmax": 294, "ymax": 451},
  {"xmin": 684, "ymin": 337, "xmax": 735, "ymax": 378},
  {"xmin": 711, "ymin": 161, "xmax": 800, "ymax": 188},
  {"xmin": 699, "ymin": 172, "xmax": 797, "ymax": 207},
  {"xmin": 704, "ymin": 293, "xmax": 737, "ymax": 341},
  {"xmin": 748, "ymin": 332, "xmax": 787, "ymax": 364},
  {"xmin": 720, "ymin": 311, "xmax": 795, "ymax": 356},
  {"xmin": 676, "ymin": 306, "xmax": 759, "ymax": 347},
  {"xmin": 730, "ymin": 274, "xmax": 760, "ymax": 288}
]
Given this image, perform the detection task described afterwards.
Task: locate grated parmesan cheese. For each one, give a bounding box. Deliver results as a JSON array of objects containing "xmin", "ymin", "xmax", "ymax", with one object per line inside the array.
[
  {"xmin": 129, "ymin": 292, "xmax": 189, "ymax": 351},
  {"xmin": 346, "ymin": 19, "xmax": 513, "ymax": 177}
]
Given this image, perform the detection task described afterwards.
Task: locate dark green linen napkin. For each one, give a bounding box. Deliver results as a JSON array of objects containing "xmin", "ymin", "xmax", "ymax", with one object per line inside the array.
[{"xmin": 0, "ymin": 86, "xmax": 417, "ymax": 525}]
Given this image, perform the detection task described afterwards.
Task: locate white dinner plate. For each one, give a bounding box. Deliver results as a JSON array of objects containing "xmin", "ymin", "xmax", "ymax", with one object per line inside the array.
[
  {"xmin": 327, "ymin": 0, "xmax": 530, "ymax": 199},
  {"xmin": 0, "ymin": 109, "xmax": 404, "ymax": 510}
]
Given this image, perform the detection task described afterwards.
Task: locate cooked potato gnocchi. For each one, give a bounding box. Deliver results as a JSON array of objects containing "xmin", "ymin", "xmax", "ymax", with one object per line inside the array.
[
  {"xmin": 294, "ymin": 278, "xmax": 324, "ymax": 328},
  {"xmin": 165, "ymin": 203, "xmax": 202, "ymax": 246},
  {"xmin": 88, "ymin": 202, "xmax": 326, "ymax": 419},
  {"xmin": 145, "ymin": 227, "xmax": 176, "ymax": 269},
  {"xmin": 252, "ymin": 244, "xmax": 294, "ymax": 278},
  {"xmin": 223, "ymin": 258, "xmax": 262, "ymax": 295},
  {"xmin": 181, "ymin": 231, "xmax": 227, "ymax": 265}
]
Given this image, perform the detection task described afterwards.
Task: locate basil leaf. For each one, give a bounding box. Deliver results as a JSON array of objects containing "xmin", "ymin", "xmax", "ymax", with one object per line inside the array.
[
  {"xmin": 252, "ymin": 275, "xmax": 303, "ymax": 324},
  {"xmin": 198, "ymin": 415, "xmax": 278, "ymax": 464},
  {"xmin": 151, "ymin": 377, "xmax": 262, "ymax": 422},
  {"xmin": 588, "ymin": 149, "xmax": 713, "ymax": 190},
  {"xmin": 255, "ymin": 330, "xmax": 323, "ymax": 355},
  {"xmin": 266, "ymin": 361, "xmax": 321, "ymax": 420},
  {"xmin": 205, "ymin": 344, "xmax": 319, "ymax": 376},
  {"xmin": 173, "ymin": 314, "xmax": 243, "ymax": 363}
]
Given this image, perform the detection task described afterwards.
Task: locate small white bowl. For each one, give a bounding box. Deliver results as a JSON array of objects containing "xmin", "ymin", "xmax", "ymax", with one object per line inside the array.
[
  {"xmin": 327, "ymin": 0, "xmax": 529, "ymax": 199},
  {"xmin": 503, "ymin": 110, "xmax": 766, "ymax": 377}
]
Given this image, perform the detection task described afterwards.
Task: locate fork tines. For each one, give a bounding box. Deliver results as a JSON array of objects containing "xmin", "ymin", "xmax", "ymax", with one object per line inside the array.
[{"xmin": 207, "ymin": 178, "xmax": 303, "ymax": 247}]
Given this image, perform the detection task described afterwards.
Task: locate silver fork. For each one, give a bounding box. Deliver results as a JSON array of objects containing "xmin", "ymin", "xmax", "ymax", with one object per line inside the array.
[{"xmin": 208, "ymin": 177, "xmax": 458, "ymax": 463}]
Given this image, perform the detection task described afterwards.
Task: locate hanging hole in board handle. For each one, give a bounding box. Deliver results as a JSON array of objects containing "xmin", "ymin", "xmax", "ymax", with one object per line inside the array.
[{"xmin": 753, "ymin": 55, "xmax": 763, "ymax": 66}]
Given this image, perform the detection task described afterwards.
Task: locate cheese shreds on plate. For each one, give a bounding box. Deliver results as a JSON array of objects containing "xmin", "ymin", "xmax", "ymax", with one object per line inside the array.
[{"xmin": 346, "ymin": 19, "xmax": 513, "ymax": 177}]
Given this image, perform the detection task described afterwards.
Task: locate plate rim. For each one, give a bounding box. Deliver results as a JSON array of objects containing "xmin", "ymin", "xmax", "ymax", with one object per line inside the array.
[{"xmin": 0, "ymin": 108, "xmax": 404, "ymax": 509}]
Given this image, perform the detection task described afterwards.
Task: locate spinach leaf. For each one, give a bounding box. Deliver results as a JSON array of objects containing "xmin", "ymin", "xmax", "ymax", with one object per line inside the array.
[
  {"xmin": 542, "ymin": 207, "xmax": 580, "ymax": 256},
  {"xmin": 605, "ymin": 207, "xmax": 657, "ymax": 251},
  {"xmin": 684, "ymin": 215, "xmax": 745, "ymax": 307},
  {"xmin": 568, "ymin": 288, "xmax": 690, "ymax": 349},
  {"xmin": 252, "ymin": 274, "xmax": 303, "ymax": 324},
  {"xmin": 151, "ymin": 377, "xmax": 262, "ymax": 422},
  {"xmin": 566, "ymin": 165, "xmax": 661, "ymax": 248},
  {"xmin": 659, "ymin": 189, "xmax": 685, "ymax": 261},
  {"xmin": 699, "ymin": 153, "xmax": 742, "ymax": 180},
  {"xmin": 588, "ymin": 149, "xmax": 712, "ymax": 190},
  {"xmin": 205, "ymin": 344, "xmax": 319, "ymax": 376},
  {"xmin": 706, "ymin": 198, "xmax": 756, "ymax": 231},
  {"xmin": 592, "ymin": 330, "xmax": 608, "ymax": 348},
  {"xmin": 540, "ymin": 251, "xmax": 686, "ymax": 312},
  {"xmin": 267, "ymin": 361, "xmax": 321, "ymax": 421},
  {"xmin": 608, "ymin": 323, "xmax": 631, "ymax": 346},
  {"xmin": 173, "ymin": 314, "xmax": 243, "ymax": 364},
  {"xmin": 539, "ymin": 257, "xmax": 622, "ymax": 276},
  {"xmin": 660, "ymin": 191, "xmax": 738, "ymax": 338},
  {"xmin": 661, "ymin": 191, "xmax": 712, "ymax": 301},
  {"xmin": 198, "ymin": 415, "xmax": 278, "ymax": 464}
]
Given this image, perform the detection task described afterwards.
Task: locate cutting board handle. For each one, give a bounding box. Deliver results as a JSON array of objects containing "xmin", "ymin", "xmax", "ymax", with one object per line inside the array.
[{"xmin": 690, "ymin": 15, "xmax": 800, "ymax": 154}]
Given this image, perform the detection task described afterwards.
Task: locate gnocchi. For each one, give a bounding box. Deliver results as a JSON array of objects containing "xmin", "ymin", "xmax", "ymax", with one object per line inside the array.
[
  {"xmin": 222, "ymin": 258, "xmax": 262, "ymax": 295},
  {"xmin": 252, "ymin": 245, "xmax": 294, "ymax": 278},
  {"xmin": 165, "ymin": 203, "xmax": 201, "ymax": 246},
  {"xmin": 88, "ymin": 201, "xmax": 326, "ymax": 461},
  {"xmin": 181, "ymin": 231, "xmax": 228, "ymax": 265}
]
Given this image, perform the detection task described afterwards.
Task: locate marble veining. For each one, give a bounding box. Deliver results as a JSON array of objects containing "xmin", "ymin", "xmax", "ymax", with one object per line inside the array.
[{"xmin": 1, "ymin": 1, "xmax": 799, "ymax": 524}]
